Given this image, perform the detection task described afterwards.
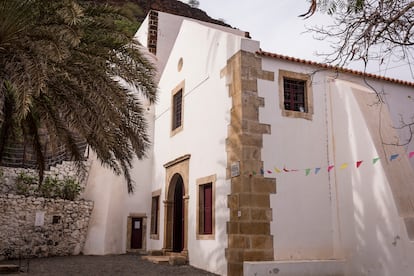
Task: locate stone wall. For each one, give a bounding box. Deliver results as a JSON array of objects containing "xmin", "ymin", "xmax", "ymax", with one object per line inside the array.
[
  {"xmin": 222, "ymin": 51, "xmax": 276, "ymax": 276},
  {"xmin": 0, "ymin": 194, "xmax": 93, "ymax": 259}
]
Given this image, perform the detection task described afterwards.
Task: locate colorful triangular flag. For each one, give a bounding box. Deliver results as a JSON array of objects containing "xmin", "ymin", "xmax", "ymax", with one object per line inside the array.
[
  {"xmin": 373, "ymin": 157, "xmax": 380, "ymax": 164},
  {"xmin": 390, "ymin": 154, "xmax": 399, "ymax": 161},
  {"xmin": 274, "ymin": 167, "xmax": 281, "ymax": 173},
  {"xmin": 409, "ymin": 151, "xmax": 414, "ymax": 159},
  {"xmin": 305, "ymin": 168, "xmax": 311, "ymax": 176},
  {"xmin": 340, "ymin": 163, "xmax": 348, "ymax": 169},
  {"xmin": 315, "ymin": 168, "xmax": 321, "ymax": 174},
  {"xmin": 356, "ymin": 161, "xmax": 363, "ymax": 168},
  {"xmin": 267, "ymin": 170, "xmax": 272, "ymax": 174},
  {"xmin": 328, "ymin": 165, "xmax": 335, "ymax": 172}
]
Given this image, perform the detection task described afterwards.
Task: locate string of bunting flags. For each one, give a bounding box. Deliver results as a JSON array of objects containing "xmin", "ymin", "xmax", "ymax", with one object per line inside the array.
[{"xmin": 244, "ymin": 151, "xmax": 414, "ymax": 177}]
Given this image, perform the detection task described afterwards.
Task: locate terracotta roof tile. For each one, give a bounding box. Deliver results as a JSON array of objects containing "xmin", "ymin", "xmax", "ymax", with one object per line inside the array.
[{"xmin": 257, "ymin": 50, "xmax": 414, "ymax": 88}]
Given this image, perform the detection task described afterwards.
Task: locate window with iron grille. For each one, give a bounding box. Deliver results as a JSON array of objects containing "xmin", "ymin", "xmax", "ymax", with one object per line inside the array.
[
  {"xmin": 283, "ymin": 78, "xmax": 307, "ymax": 112},
  {"xmin": 279, "ymin": 70, "xmax": 313, "ymax": 120},
  {"xmin": 172, "ymin": 89, "xmax": 183, "ymax": 130}
]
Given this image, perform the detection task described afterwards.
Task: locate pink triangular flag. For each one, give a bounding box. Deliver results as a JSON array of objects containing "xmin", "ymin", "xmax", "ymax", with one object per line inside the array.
[
  {"xmin": 328, "ymin": 165, "xmax": 335, "ymax": 172},
  {"xmin": 356, "ymin": 161, "xmax": 363, "ymax": 168},
  {"xmin": 409, "ymin": 152, "xmax": 414, "ymax": 159}
]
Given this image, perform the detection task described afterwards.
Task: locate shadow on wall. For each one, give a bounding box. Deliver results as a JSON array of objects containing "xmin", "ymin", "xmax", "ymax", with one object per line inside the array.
[{"xmin": 330, "ymin": 79, "xmax": 414, "ymax": 276}]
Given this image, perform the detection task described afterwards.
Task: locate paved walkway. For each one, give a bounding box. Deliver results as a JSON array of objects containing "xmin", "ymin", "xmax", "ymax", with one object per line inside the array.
[{"xmin": 0, "ymin": 254, "xmax": 219, "ymax": 275}]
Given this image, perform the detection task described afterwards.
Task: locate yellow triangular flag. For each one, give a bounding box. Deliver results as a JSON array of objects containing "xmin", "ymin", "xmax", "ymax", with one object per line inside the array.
[{"xmin": 340, "ymin": 163, "xmax": 348, "ymax": 169}]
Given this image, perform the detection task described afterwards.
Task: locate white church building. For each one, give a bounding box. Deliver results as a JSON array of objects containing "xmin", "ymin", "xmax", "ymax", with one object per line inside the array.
[{"xmin": 81, "ymin": 11, "xmax": 414, "ymax": 276}]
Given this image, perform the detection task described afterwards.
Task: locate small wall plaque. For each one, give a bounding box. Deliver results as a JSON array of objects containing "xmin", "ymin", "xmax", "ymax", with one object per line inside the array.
[
  {"xmin": 231, "ymin": 161, "xmax": 240, "ymax": 178},
  {"xmin": 35, "ymin": 211, "xmax": 45, "ymax": 226}
]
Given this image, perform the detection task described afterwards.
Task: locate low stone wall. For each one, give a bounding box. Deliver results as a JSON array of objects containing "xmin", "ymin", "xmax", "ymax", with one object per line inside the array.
[{"xmin": 0, "ymin": 194, "xmax": 93, "ymax": 259}]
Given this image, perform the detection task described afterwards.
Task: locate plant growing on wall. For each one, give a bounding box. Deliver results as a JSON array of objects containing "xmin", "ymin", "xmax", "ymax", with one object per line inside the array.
[
  {"xmin": 15, "ymin": 172, "xmax": 38, "ymax": 196},
  {"xmin": 15, "ymin": 172, "xmax": 82, "ymax": 200}
]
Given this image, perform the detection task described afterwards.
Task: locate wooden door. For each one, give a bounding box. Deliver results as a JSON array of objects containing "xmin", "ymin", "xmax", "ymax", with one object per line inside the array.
[{"xmin": 131, "ymin": 217, "xmax": 143, "ymax": 249}]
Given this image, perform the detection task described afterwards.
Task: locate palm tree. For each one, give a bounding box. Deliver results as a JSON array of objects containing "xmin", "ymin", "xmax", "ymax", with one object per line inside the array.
[{"xmin": 0, "ymin": 0, "xmax": 157, "ymax": 193}]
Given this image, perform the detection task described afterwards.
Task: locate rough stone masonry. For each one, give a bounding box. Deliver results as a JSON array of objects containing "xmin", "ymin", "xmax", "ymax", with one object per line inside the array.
[{"xmin": 0, "ymin": 194, "xmax": 93, "ymax": 259}]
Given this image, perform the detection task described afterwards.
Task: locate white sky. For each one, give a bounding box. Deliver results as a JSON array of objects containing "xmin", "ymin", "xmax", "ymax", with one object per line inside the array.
[{"xmin": 182, "ymin": 0, "xmax": 414, "ymax": 82}]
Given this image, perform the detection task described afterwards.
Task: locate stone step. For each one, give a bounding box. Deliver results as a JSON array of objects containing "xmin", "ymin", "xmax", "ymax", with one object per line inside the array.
[
  {"xmin": 0, "ymin": 264, "xmax": 19, "ymax": 274},
  {"xmin": 142, "ymin": 255, "xmax": 171, "ymax": 264},
  {"xmin": 142, "ymin": 254, "xmax": 188, "ymax": 266}
]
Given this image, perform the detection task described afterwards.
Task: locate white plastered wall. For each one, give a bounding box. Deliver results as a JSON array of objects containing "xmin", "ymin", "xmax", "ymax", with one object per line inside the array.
[
  {"xmin": 330, "ymin": 79, "xmax": 414, "ymax": 276},
  {"xmin": 257, "ymin": 55, "xmax": 414, "ymax": 275},
  {"xmin": 259, "ymin": 59, "xmax": 336, "ymax": 260},
  {"xmin": 82, "ymin": 97, "xmax": 154, "ymax": 255},
  {"xmin": 149, "ymin": 18, "xmax": 257, "ymax": 275}
]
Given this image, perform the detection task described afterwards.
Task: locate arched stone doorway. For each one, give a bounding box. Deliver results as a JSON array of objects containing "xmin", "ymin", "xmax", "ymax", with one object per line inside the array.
[{"xmin": 163, "ymin": 155, "xmax": 190, "ymax": 255}]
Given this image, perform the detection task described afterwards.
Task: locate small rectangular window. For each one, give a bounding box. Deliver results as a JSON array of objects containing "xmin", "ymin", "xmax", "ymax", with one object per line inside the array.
[
  {"xmin": 199, "ymin": 183, "xmax": 213, "ymax": 235},
  {"xmin": 172, "ymin": 89, "xmax": 183, "ymax": 130},
  {"xmin": 150, "ymin": 196, "xmax": 159, "ymax": 235},
  {"xmin": 283, "ymin": 78, "xmax": 306, "ymax": 112},
  {"xmin": 52, "ymin": 215, "xmax": 61, "ymax": 224},
  {"xmin": 279, "ymin": 70, "xmax": 313, "ymax": 120}
]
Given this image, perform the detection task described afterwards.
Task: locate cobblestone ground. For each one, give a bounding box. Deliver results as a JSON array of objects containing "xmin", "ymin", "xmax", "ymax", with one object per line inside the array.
[{"xmin": 1, "ymin": 254, "xmax": 219, "ymax": 276}]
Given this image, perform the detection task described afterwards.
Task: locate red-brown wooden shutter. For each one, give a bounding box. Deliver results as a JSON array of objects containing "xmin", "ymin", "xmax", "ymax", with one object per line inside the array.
[{"xmin": 204, "ymin": 184, "xmax": 212, "ymax": 234}]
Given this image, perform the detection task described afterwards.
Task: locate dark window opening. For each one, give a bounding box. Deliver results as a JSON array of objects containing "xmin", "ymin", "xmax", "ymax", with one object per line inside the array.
[
  {"xmin": 172, "ymin": 90, "xmax": 183, "ymax": 130},
  {"xmin": 283, "ymin": 78, "xmax": 307, "ymax": 112},
  {"xmin": 150, "ymin": 196, "xmax": 159, "ymax": 235},
  {"xmin": 52, "ymin": 215, "xmax": 61, "ymax": 224}
]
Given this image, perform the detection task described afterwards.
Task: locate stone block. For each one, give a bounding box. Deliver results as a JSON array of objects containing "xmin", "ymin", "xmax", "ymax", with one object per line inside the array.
[
  {"xmin": 251, "ymin": 208, "xmax": 273, "ymax": 221},
  {"xmin": 250, "ymin": 235, "xmax": 274, "ymax": 250},
  {"xmin": 239, "ymin": 222, "xmax": 270, "ymax": 235},
  {"xmin": 228, "ymin": 235, "xmax": 249, "ymax": 249},
  {"xmin": 230, "ymin": 208, "xmax": 250, "ymax": 221},
  {"xmin": 230, "ymin": 178, "xmax": 251, "ymax": 193},
  {"xmin": 242, "ymin": 80, "xmax": 258, "ymax": 92},
  {"xmin": 251, "ymin": 178, "xmax": 276, "ymax": 194},
  {"xmin": 240, "ymin": 159, "xmax": 263, "ymax": 173},
  {"xmin": 227, "ymin": 194, "xmax": 239, "ymax": 209},
  {"xmin": 241, "ymin": 147, "xmax": 261, "ymax": 161},
  {"xmin": 227, "ymin": 222, "xmax": 240, "ymax": 234},
  {"xmin": 258, "ymin": 70, "xmax": 275, "ymax": 81},
  {"xmin": 169, "ymin": 256, "xmax": 187, "ymax": 266},
  {"xmin": 238, "ymin": 194, "xmax": 270, "ymax": 208},
  {"xmin": 225, "ymin": 248, "xmax": 244, "ymax": 262},
  {"xmin": 228, "ymin": 261, "xmax": 243, "ymax": 276}
]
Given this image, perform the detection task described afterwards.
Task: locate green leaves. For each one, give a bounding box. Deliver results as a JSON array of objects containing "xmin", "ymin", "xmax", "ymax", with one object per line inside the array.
[{"xmin": 0, "ymin": 0, "xmax": 157, "ymax": 193}]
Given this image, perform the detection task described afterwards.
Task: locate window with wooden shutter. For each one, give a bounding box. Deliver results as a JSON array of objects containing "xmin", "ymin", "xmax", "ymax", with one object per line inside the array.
[
  {"xmin": 150, "ymin": 190, "xmax": 161, "ymax": 240},
  {"xmin": 196, "ymin": 174, "xmax": 216, "ymax": 239},
  {"xmin": 199, "ymin": 183, "xmax": 212, "ymax": 235}
]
